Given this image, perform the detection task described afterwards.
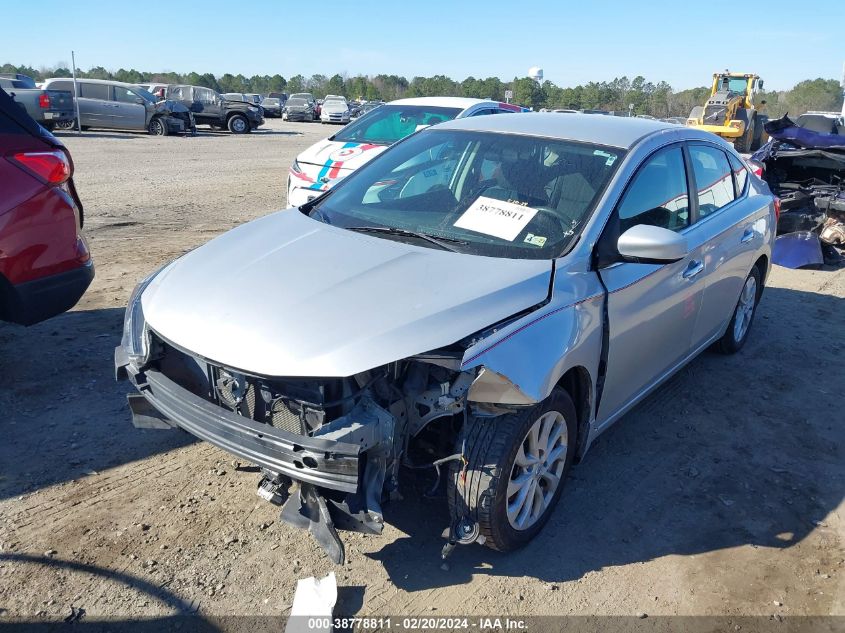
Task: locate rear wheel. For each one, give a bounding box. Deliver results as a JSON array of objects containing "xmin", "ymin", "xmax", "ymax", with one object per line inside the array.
[
  {"xmin": 228, "ymin": 114, "xmax": 249, "ymax": 134},
  {"xmin": 447, "ymin": 387, "xmax": 577, "ymax": 551},
  {"xmin": 716, "ymin": 265, "xmax": 761, "ymax": 354}
]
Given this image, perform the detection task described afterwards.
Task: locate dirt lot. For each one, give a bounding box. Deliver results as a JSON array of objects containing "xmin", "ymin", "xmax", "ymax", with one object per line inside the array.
[{"xmin": 1, "ymin": 119, "xmax": 843, "ymax": 625}]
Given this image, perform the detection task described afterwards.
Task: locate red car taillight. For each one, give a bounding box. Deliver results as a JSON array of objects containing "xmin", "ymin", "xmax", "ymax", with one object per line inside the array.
[
  {"xmin": 10, "ymin": 150, "xmax": 71, "ymax": 185},
  {"xmin": 774, "ymin": 197, "xmax": 781, "ymax": 222},
  {"xmin": 38, "ymin": 93, "xmax": 51, "ymax": 109}
]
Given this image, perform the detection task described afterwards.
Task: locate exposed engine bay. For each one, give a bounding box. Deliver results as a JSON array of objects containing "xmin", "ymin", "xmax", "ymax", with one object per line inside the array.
[
  {"xmin": 145, "ymin": 333, "xmax": 487, "ymax": 563},
  {"xmin": 752, "ymin": 114, "xmax": 845, "ymax": 266}
]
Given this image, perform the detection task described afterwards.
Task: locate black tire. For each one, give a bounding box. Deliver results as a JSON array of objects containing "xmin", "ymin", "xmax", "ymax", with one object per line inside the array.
[
  {"xmin": 227, "ymin": 114, "xmax": 249, "ymax": 134},
  {"xmin": 148, "ymin": 117, "xmax": 168, "ymax": 136},
  {"xmin": 447, "ymin": 386, "xmax": 577, "ymax": 552},
  {"xmin": 716, "ymin": 265, "xmax": 762, "ymax": 354},
  {"xmin": 734, "ymin": 114, "xmax": 754, "ymax": 153},
  {"xmin": 55, "ymin": 119, "xmax": 76, "ymax": 131}
]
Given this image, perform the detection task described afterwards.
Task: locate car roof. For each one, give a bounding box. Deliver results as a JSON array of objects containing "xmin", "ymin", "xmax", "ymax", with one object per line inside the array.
[
  {"xmin": 434, "ymin": 111, "xmax": 678, "ymax": 149},
  {"xmin": 44, "ymin": 77, "xmax": 141, "ymax": 89},
  {"xmin": 387, "ymin": 96, "xmax": 495, "ymax": 111}
]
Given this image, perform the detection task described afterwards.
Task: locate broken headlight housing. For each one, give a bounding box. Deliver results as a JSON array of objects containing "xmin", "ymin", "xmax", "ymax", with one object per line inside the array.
[{"xmin": 121, "ymin": 264, "xmax": 167, "ymax": 366}]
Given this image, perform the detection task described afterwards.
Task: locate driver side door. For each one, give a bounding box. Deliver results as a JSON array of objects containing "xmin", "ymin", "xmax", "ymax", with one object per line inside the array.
[{"xmin": 595, "ymin": 144, "xmax": 706, "ymax": 427}]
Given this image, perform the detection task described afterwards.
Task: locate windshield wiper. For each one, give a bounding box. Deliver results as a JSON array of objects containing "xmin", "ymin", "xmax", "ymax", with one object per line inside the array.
[{"xmin": 345, "ymin": 226, "xmax": 468, "ymax": 252}]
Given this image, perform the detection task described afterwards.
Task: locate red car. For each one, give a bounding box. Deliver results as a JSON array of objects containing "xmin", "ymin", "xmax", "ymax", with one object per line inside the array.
[{"xmin": 0, "ymin": 87, "xmax": 94, "ymax": 325}]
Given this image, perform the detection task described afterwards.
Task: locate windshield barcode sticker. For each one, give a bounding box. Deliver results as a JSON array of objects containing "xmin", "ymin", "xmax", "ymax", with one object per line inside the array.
[{"xmin": 453, "ymin": 197, "xmax": 538, "ymax": 241}]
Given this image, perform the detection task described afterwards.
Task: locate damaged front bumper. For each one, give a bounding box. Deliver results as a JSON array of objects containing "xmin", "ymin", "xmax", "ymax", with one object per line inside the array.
[{"xmin": 116, "ymin": 346, "xmax": 361, "ymax": 492}]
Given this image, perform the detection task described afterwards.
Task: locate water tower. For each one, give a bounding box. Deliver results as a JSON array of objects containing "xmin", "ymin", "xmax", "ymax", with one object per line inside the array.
[{"xmin": 528, "ymin": 66, "xmax": 544, "ymax": 83}]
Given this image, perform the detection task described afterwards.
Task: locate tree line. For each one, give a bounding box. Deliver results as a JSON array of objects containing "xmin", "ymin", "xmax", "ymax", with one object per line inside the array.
[{"xmin": 3, "ymin": 62, "xmax": 841, "ymax": 119}]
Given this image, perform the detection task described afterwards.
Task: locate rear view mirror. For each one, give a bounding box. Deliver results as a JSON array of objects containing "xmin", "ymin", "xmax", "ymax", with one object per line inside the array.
[{"xmin": 617, "ymin": 224, "xmax": 688, "ymax": 263}]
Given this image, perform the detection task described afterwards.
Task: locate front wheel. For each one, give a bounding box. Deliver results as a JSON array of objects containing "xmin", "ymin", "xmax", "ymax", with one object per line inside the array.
[
  {"xmin": 716, "ymin": 265, "xmax": 761, "ymax": 354},
  {"xmin": 227, "ymin": 114, "xmax": 249, "ymax": 134},
  {"xmin": 447, "ymin": 387, "xmax": 577, "ymax": 552},
  {"xmin": 148, "ymin": 117, "xmax": 168, "ymax": 136}
]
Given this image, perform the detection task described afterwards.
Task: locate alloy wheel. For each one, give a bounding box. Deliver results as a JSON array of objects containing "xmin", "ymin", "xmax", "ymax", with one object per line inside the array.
[
  {"xmin": 507, "ymin": 410, "xmax": 568, "ymax": 530},
  {"xmin": 733, "ymin": 275, "xmax": 757, "ymax": 342}
]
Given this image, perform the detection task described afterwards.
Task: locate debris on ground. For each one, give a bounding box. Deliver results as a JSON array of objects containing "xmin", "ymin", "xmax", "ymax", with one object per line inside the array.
[{"xmin": 286, "ymin": 572, "xmax": 337, "ymax": 633}]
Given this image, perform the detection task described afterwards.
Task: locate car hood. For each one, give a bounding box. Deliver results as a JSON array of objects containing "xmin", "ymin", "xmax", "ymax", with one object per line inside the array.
[
  {"xmin": 142, "ymin": 210, "xmax": 552, "ymax": 377},
  {"xmin": 322, "ymin": 103, "xmax": 348, "ymax": 114},
  {"xmin": 294, "ymin": 140, "xmax": 388, "ymax": 191}
]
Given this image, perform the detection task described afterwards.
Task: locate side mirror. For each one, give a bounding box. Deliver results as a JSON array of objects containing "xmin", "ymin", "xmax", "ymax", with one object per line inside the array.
[
  {"xmin": 617, "ymin": 224, "xmax": 688, "ymax": 263},
  {"xmin": 135, "ymin": 97, "xmax": 146, "ymax": 105},
  {"xmin": 758, "ymin": 79, "xmax": 764, "ymax": 89}
]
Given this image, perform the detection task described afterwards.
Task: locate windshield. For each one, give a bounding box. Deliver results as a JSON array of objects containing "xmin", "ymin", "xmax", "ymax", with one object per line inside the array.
[
  {"xmin": 288, "ymin": 98, "xmax": 307, "ymax": 107},
  {"xmin": 135, "ymin": 87, "xmax": 157, "ymax": 103},
  {"xmin": 291, "ymin": 93, "xmax": 312, "ymax": 100},
  {"xmin": 719, "ymin": 77, "xmax": 748, "ymax": 94},
  {"xmin": 263, "ymin": 98, "xmax": 280, "ymax": 105},
  {"xmin": 332, "ymin": 104, "xmax": 462, "ymax": 145},
  {"xmin": 324, "ymin": 98, "xmax": 346, "ymax": 105},
  {"xmin": 307, "ymin": 129, "xmax": 624, "ymax": 259}
]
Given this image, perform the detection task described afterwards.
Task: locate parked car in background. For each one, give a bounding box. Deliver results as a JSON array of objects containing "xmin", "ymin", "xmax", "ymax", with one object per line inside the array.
[
  {"xmin": 42, "ymin": 78, "xmax": 194, "ymax": 135},
  {"xmin": 165, "ymin": 85, "xmax": 264, "ymax": 134},
  {"xmin": 260, "ymin": 97, "xmax": 283, "ymax": 117},
  {"xmin": 287, "ymin": 96, "xmax": 524, "ymax": 206},
  {"xmin": 0, "ymin": 76, "xmax": 74, "ymax": 131},
  {"xmin": 0, "ymin": 73, "xmax": 37, "ymax": 87},
  {"xmin": 117, "ymin": 113, "xmax": 775, "ymax": 564},
  {"xmin": 244, "ymin": 93, "xmax": 262, "ymax": 106},
  {"xmin": 283, "ymin": 97, "xmax": 315, "ymax": 122},
  {"xmin": 320, "ymin": 95, "xmax": 351, "ymax": 124},
  {"xmin": 0, "ymin": 87, "xmax": 94, "ymax": 325},
  {"xmin": 352, "ymin": 100, "xmax": 382, "ymax": 119}
]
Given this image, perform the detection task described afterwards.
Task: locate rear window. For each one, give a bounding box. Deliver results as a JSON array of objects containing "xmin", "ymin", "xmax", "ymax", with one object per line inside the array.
[
  {"xmin": 332, "ymin": 105, "xmax": 462, "ymax": 145},
  {"xmin": 48, "ymin": 80, "xmax": 73, "ymax": 92}
]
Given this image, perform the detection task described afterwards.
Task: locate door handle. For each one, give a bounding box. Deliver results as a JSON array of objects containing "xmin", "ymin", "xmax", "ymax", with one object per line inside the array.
[
  {"xmin": 740, "ymin": 227, "xmax": 754, "ymax": 243},
  {"xmin": 682, "ymin": 260, "xmax": 704, "ymax": 280}
]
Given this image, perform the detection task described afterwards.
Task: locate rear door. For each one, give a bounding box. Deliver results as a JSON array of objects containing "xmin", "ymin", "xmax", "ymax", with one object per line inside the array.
[
  {"xmin": 687, "ymin": 144, "xmax": 761, "ymax": 346},
  {"xmin": 111, "ymin": 85, "xmax": 147, "ymax": 130},
  {"xmin": 595, "ymin": 144, "xmax": 706, "ymax": 424},
  {"xmin": 77, "ymin": 82, "xmax": 110, "ymax": 127}
]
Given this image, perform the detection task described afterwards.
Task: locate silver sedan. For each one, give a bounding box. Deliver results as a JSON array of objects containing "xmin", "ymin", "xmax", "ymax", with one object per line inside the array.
[{"xmin": 116, "ymin": 113, "xmax": 776, "ymax": 564}]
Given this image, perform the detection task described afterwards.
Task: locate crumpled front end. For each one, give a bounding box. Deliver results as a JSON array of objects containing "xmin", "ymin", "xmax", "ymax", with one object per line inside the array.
[{"xmin": 116, "ymin": 316, "xmax": 488, "ymax": 563}]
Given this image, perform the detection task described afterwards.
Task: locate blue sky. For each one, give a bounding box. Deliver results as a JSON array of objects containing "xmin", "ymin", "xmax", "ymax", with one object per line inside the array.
[{"xmin": 2, "ymin": 0, "xmax": 842, "ymax": 90}]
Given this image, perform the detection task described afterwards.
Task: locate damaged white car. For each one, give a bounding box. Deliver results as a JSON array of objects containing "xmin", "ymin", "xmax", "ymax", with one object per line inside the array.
[{"xmin": 116, "ymin": 113, "xmax": 776, "ymax": 564}]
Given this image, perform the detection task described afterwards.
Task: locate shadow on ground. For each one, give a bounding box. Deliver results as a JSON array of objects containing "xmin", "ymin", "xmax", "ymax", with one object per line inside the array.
[
  {"xmin": 368, "ymin": 284, "xmax": 844, "ymax": 589},
  {"xmin": 0, "ymin": 308, "xmax": 195, "ymax": 500}
]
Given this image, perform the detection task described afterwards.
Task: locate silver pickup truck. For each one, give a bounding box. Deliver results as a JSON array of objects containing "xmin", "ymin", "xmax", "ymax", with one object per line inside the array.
[{"xmin": 0, "ymin": 76, "xmax": 74, "ymax": 130}]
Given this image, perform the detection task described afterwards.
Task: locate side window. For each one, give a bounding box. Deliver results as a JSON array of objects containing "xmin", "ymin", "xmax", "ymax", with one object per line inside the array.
[
  {"xmin": 199, "ymin": 88, "xmax": 216, "ymax": 104},
  {"xmin": 469, "ymin": 108, "xmax": 496, "ymax": 117},
  {"xmin": 689, "ymin": 145, "xmax": 735, "ymax": 219},
  {"xmin": 728, "ymin": 153, "xmax": 749, "ymax": 197},
  {"xmin": 113, "ymin": 86, "xmax": 138, "ymax": 103},
  {"xmin": 79, "ymin": 83, "xmax": 109, "ymax": 100},
  {"xmin": 618, "ymin": 146, "xmax": 690, "ymax": 232}
]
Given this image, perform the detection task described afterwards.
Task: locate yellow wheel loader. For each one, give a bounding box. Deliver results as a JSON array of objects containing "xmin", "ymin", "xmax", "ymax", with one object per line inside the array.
[{"xmin": 686, "ymin": 72, "xmax": 768, "ymax": 152}]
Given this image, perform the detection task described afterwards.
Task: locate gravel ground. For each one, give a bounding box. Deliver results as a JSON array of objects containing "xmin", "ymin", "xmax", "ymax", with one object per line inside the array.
[{"xmin": 0, "ymin": 119, "xmax": 843, "ymax": 626}]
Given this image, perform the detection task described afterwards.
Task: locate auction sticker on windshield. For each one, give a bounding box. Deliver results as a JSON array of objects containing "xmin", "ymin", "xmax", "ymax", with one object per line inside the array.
[{"xmin": 453, "ymin": 197, "xmax": 538, "ymax": 241}]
